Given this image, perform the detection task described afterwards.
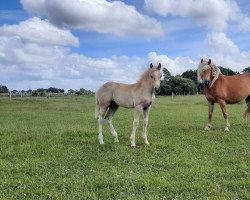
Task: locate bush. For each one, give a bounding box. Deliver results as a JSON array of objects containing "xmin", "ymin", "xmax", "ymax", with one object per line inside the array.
[{"xmin": 158, "ymin": 76, "xmax": 197, "ymax": 96}]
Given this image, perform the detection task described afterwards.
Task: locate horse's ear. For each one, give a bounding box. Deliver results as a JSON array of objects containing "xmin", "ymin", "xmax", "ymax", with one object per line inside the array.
[
  {"xmin": 208, "ymin": 59, "xmax": 211, "ymax": 65},
  {"xmin": 157, "ymin": 63, "xmax": 161, "ymax": 70},
  {"xmin": 150, "ymin": 63, "xmax": 153, "ymax": 68},
  {"xmin": 201, "ymin": 58, "xmax": 203, "ymax": 63}
]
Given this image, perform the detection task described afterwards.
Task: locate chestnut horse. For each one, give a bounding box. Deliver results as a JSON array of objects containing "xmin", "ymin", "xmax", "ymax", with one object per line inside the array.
[
  {"xmin": 95, "ymin": 63, "xmax": 162, "ymax": 146},
  {"xmin": 197, "ymin": 58, "xmax": 250, "ymax": 131}
]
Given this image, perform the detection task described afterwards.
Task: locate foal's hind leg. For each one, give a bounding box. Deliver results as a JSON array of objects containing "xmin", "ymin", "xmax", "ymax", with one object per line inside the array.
[
  {"xmin": 142, "ymin": 106, "xmax": 150, "ymax": 145},
  {"xmin": 98, "ymin": 106, "xmax": 108, "ymax": 144},
  {"xmin": 105, "ymin": 102, "xmax": 119, "ymax": 143}
]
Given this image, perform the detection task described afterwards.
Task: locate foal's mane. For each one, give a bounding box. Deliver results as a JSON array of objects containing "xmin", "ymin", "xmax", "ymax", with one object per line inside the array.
[{"xmin": 137, "ymin": 68, "xmax": 156, "ymax": 83}]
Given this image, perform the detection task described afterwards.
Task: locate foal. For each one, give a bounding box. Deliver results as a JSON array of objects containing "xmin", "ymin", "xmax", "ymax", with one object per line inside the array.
[
  {"xmin": 95, "ymin": 63, "xmax": 162, "ymax": 146},
  {"xmin": 197, "ymin": 58, "xmax": 250, "ymax": 131}
]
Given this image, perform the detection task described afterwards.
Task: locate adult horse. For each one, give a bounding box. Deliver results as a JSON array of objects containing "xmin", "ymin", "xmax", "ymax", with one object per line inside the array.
[
  {"xmin": 197, "ymin": 58, "xmax": 250, "ymax": 131},
  {"xmin": 95, "ymin": 63, "xmax": 162, "ymax": 146}
]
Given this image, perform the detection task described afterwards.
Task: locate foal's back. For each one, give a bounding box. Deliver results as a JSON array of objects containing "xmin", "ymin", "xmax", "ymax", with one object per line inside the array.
[{"xmin": 96, "ymin": 81, "xmax": 137, "ymax": 108}]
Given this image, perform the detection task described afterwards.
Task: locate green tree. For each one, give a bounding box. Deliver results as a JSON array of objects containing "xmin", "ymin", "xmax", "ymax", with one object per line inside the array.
[
  {"xmin": 181, "ymin": 70, "xmax": 197, "ymax": 82},
  {"xmin": 162, "ymin": 68, "xmax": 171, "ymax": 81},
  {"xmin": 158, "ymin": 81, "xmax": 172, "ymax": 95},
  {"xmin": 219, "ymin": 66, "xmax": 239, "ymax": 75},
  {"xmin": 170, "ymin": 76, "xmax": 197, "ymax": 95},
  {"xmin": 157, "ymin": 70, "xmax": 197, "ymax": 96},
  {"xmin": 0, "ymin": 85, "xmax": 9, "ymax": 93},
  {"xmin": 47, "ymin": 87, "xmax": 64, "ymax": 93},
  {"xmin": 243, "ymin": 67, "xmax": 250, "ymax": 73}
]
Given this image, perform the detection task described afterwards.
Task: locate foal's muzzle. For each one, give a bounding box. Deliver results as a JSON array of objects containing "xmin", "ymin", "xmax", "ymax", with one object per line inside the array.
[{"xmin": 154, "ymin": 87, "xmax": 159, "ymax": 93}]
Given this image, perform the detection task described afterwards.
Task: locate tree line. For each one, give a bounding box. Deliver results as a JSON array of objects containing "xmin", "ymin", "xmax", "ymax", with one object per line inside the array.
[
  {"xmin": 0, "ymin": 66, "xmax": 249, "ymax": 96},
  {"xmin": 0, "ymin": 86, "xmax": 94, "ymax": 96}
]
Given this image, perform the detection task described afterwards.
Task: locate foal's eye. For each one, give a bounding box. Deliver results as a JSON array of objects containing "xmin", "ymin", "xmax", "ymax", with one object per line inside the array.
[{"xmin": 150, "ymin": 75, "xmax": 153, "ymax": 78}]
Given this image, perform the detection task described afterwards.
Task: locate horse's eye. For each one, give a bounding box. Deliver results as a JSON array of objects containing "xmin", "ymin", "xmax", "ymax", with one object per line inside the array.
[{"xmin": 150, "ymin": 75, "xmax": 153, "ymax": 78}]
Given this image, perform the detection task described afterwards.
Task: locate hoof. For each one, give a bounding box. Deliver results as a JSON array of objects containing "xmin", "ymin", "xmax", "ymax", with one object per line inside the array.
[
  {"xmin": 131, "ymin": 143, "xmax": 136, "ymax": 147},
  {"xmin": 224, "ymin": 127, "xmax": 230, "ymax": 132},
  {"xmin": 145, "ymin": 141, "xmax": 150, "ymax": 145},
  {"xmin": 114, "ymin": 138, "xmax": 119, "ymax": 143},
  {"xmin": 99, "ymin": 140, "xmax": 104, "ymax": 145},
  {"xmin": 204, "ymin": 126, "xmax": 211, "ymax": 131}
]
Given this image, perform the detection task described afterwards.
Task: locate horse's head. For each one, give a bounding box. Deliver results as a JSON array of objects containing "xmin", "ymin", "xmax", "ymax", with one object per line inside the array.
[
  {"xmin": 149, "ymin": 63, "xmax": 162, "ymax": 92},
  {"xmin": 197, "ymin": 58, "xmax": 221, "ymax": 87}
]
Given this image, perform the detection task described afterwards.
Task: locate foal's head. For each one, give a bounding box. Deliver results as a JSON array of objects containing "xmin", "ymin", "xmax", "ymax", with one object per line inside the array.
[
  {"xmin": 149, "ymin": 63, "xmax": 162, "ymax": 91},
  {"xmin": 197, "ymin": 58, "xmax": 220, "ymax": 87}
]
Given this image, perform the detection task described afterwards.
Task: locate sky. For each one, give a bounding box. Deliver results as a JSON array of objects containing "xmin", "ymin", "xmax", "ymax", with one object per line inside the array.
[{"xmin": 0, "ymin": 0, "xmax": 249, "ymax": 92}]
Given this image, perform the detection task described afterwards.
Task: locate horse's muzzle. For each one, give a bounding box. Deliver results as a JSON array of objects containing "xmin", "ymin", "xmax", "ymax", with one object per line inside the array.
[
  {"xmin": 204, "ymin": 80, "xmax": 210, "ymax": 87},
  {"xmin": 155, "ymin": 87, "xmax": 160, "ymax": 93},
  {"xmin": 154, "ymin": 87, "xmax": 159, "ymax": 93}
]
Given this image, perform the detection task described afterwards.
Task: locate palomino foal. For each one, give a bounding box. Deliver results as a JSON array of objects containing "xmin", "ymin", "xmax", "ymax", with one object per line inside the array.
[
  {"xmin": 95, "ymin": 63, "xmax": 162, "ymax": 146},
  {"xmin": 197, "ymin": 58, "xmax": 250, "ymax": 131}
]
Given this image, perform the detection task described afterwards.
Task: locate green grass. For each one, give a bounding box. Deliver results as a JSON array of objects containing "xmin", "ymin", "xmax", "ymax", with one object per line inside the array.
[{"xmin": 0, "ymin": 95, "xmax": 249, "ymax": 199}]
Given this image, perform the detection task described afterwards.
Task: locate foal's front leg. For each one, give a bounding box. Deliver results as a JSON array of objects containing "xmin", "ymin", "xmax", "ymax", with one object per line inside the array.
[
  {"xmin": 205, "ymin": 101, "xmax": 214, "ymax": 130},
  {"xmin": 142, "ymin": 106, "xmax": 150, "ymax": 145},
  {"xmin": 218, "ymin": 100, "xmax": 230, "ymax": 132},
  {"xmin": 130, "ymin": 106, "xmax": 141, "ymax": 147}
]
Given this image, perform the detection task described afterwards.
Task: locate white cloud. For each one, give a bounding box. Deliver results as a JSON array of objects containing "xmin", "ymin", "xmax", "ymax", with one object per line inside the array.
[
  {"xmin": 204, "ymin": 32, "xmax": 250, "ymax": 70},
  {"xmin": 0, "ymin": 34, "xmax": 147, "ymax": 91},
  {"xmin": 21, "ymin": 0, "xmax": 163, "ymax": 37},
  {"xmin": 0, "ymin": 17, "xmax": 79, "ymax": 47},
  {"xmin": 21, "ymin": 0, "xmax": 46, "ymax": 16},
  {"xmin": 0, "ymin": 26, "xmax": 196, "ymax": 91},
  {"xmin": 148, "ymin": 52, "xmax": 196, "ymax": 75},
  {"xmin": 145, "ymin": 0, "xmax": 250, "ymax": 32}
]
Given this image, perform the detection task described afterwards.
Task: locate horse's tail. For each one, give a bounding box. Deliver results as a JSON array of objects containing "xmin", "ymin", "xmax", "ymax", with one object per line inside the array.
[
  {"xmin": 243, "ymin": 96, "xmax": 250, "ymax": 118},
  {"xmin": 95, "ymin": 94, "xmax": 99, "ymax": 118},
  {"xmin": 243, "ymin": 108, "xmax": 250, "ymax": 118}
]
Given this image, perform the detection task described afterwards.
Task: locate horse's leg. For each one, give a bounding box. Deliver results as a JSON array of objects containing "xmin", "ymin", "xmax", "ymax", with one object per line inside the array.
[
  {"xmin": 205, "ymin": 101, "xmax": 214, "ymax": 130},
  {"xmin": 130, "ymin": 106, "xmax": 141, "ymax": 147},
  {"xmin": 98, "ymin": 106, "xmax": 108, "ymax": 144},
  {"xmin": 105, "ymin": 103, "xmax": 119, "ymax": 143},
  {"xmin": 218, "ymin": 100, "xmax": 230, "ymax": 132},
  {"xmin": 142, "ymin": 106, "xmax": 150, "ymax": 145}
]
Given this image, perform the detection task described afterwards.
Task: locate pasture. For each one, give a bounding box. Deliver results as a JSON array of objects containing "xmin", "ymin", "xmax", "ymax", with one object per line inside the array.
[{"xmin": 0, "ymin": 95, "xmax": 249, "ymax": 199}]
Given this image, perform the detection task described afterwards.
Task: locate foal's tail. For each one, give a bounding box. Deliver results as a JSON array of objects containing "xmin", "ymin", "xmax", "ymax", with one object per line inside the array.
[{"xmin": 95, "ymin": 94, "xmax": 99, "ymax": 118}]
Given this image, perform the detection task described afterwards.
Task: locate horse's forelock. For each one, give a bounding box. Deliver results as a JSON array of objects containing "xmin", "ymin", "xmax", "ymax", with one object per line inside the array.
[
  {"xmin": 197, "ymin": 59, "xmax": 221, "ymax": 86},
  {"xmin": 197, "ymin": 60, "xmax": 212, "ymax": 82}
]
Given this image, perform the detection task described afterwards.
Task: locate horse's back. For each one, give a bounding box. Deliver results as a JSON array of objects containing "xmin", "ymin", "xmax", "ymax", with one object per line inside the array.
[
  {"xmin": 219, "ymin": 74, "xmax": 250, "ymax": 103},
  {"xmin": 96, "ymin": 81, "xmax": 137, "ymax": 108},
  {"xmin": 96, "ymin": 82, "xmax": 117, "ymax": 103}
]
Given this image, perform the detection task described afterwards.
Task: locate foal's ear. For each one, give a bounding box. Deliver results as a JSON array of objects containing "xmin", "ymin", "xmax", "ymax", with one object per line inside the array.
[
  {"xmin": 208, "ymin": 59, "xmax": 211, "ymax": 65},
  {"xmin": 157, "ymin": 63, "xmax": 161, "ymax": 70},
  {"xmin": 150, "ymin": 63, "xmax": 153, "ymax": 68},
  {"xmin": 201, "ymin": 58, "xmax": 203, "ymax": 63}
]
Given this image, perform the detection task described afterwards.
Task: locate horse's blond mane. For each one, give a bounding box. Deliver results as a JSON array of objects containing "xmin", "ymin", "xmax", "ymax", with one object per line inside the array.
[{"xmin": 137, "ymin": 68, "xmax": 157, "ymax": 83}]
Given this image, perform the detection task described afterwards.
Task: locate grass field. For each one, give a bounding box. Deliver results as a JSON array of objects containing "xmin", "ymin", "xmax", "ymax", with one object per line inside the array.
[{"xmin": 0, "ymin": 95, "xmax": 249, "ymax": 199}]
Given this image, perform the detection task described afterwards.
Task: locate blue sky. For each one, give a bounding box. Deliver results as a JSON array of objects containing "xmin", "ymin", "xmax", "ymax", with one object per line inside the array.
[{"xmin": 0, "ymin": 0, "xmax": 249, "ymax": 91}]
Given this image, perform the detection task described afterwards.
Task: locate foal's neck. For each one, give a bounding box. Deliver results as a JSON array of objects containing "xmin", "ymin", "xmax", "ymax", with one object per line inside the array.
[{"xmin": 140, "ymin": 79, "xmax": 154, "ymax": 95}]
